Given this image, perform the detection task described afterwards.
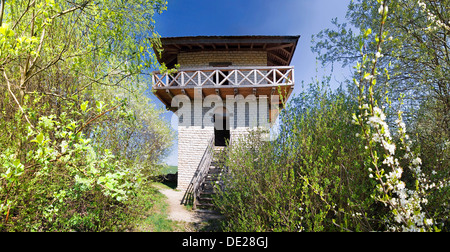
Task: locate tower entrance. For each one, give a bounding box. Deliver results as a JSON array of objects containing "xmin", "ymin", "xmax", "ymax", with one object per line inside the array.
[{"xmin": 213, "ymin": 108, "xmax": 230, "ymax": 146}]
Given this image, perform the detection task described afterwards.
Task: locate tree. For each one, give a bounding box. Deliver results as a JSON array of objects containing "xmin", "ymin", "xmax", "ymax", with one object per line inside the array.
[
  {"xmin": 0, "ymin": 0, "xmax": 172, "ymax": 231},
  {"xmin": 312, "ymin": 0, "xmax": 449, "ymax": 231},
  {"xmin": 214, "ymin": 0, "xmax": 449, "ymax": 232},
  {"xmin": 313, "ymin": 0, "xmax": 449, "ymax": 131},
  {"xmin": 312, "ymin": 0, "xmax": 449, "ymax": 215}
]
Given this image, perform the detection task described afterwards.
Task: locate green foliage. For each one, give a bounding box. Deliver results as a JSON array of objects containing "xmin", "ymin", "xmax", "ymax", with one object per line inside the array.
[
  {"xmin": 215, "ymin": 0, "xmax": 449, "ymax": 232},
  {"xmin": 214, "ymin": 81, "xmax": 384, "ymax": 232},
  {"xmin": 312, "ymin": 0, "xmax": 449, "ymax": 167},
  {"xmin": 0, "ymin": 0, "xmax": 173, "ymax": 231}
]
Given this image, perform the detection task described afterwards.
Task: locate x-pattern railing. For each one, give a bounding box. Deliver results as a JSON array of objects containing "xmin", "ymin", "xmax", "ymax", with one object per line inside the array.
[{"xmin": 152, "ymin": 66, "xmax": 294, "ymax": 88}]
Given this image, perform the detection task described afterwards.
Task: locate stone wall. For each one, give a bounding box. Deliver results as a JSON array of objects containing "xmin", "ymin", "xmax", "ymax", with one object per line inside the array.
[
  {"xmin": 177, "ymin": 125, "xmax": 214, "ymax": 191},
  {"xmin": 178, "ymin": 51, "xmax": 267, "ymax": 68},
  {"xmin": 176, "ymin": 98, "xmax": 272, "ymax": 191}
]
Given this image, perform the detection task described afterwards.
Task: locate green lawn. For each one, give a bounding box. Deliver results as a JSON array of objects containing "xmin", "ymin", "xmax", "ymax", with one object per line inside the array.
[
  {"xmin": 130, "ymin": 182, "xmax": 185, "ymax": 232},
  {"xmin": 161, "ymin": 165, "xmax": 177, "ymax": 175}
]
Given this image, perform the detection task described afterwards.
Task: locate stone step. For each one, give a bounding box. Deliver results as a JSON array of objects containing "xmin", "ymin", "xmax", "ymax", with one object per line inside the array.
[
  {"xmin": 210, "ymin": 160, "xmax": 225, "ymax": 166},
  {"xmin": 200, "ymin": 186, "xmax": 216, "ymax": 193},
  {"xmin": 205, "ymin": 174, "xmax": 221, "ymax": 181},
  {"xmin": 198, "ymin": 195, "xmax": 214, "ymax": 202},
  {"xmin": 201, "ymin": 183, "xmax": 216, "ymax": 191},
  {"xmin": 194, "ymin": 158, "xmax": 227, "ymax": 211},
  {"xmin": 194, "ymin": 208, "xmax": 221, "ymax": 214},
  {"xmin": 196, "ymin": 202, "xmax": 216, "ymax": 210},
  {"xmin": 208, "ymin": 168, "xmax": 221, "ymax": 174}
]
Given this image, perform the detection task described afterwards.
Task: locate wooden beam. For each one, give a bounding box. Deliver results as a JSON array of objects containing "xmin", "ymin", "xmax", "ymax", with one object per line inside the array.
[
  {"xmin": 215, "ymin": 88, "xmax": 220, "ymax": 96},
  {"xmin": 162, "ymin": 48, "xmax": 180, "ymax": 53},
  {"xmin": 162, "ymin": 54, "xmax": 178, "ymax": 67},
  {"xmin": 271, "ymin": 87, "xmax": 276, "ymax": 96},
  {"xmin": 166, "ymin": 89, "xmax": 174, "ymax": 99},
  {"xmin": 280, "ymin": 47, "xmax": 291, "ymax": 56},
  {"xmin": 287, "ymin": 86, "xmax": 294, "ymax": 101},
  {"xmin": 268, "ymin": 52, "xmax": 288, "ymax": 65},
  {"xmin": 161, "ymin": 36, "xmax": 299, "ymax": 46},
  {"xmin": 287, "ymin": 42, "xmax": 296, "ymax": 67},
  {"xmin": 181, "ymin": 89, "xmax": 190, "ymax": 99},
  {"xmin": 266, "ymin": 43, "xmax": 293, "ymax": 51}
]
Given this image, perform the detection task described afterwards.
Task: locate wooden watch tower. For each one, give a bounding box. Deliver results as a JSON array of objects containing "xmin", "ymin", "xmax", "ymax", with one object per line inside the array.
[{"xmin": 152, "ymin": 35, "xmax": 299, "ymax": 197}]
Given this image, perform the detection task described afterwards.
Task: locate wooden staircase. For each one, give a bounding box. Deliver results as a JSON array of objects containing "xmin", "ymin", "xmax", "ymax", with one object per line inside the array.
[{"xmin": 194, "ymin": 146, "xmax": 226, "ymax": 211}]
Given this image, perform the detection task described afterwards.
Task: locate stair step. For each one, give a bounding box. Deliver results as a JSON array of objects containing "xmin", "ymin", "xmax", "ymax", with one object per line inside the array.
[
  {"xmin": 193, "ymin": 152, "xmax": 228, "ymax": 211},
  {"xmin": 194, "ymin": 209, "xmax": 220, "ymax": 214},
  {"xmin": 196, "ymin": 202, "xmax": 215, "ymax": 208},
  {"xmin": 208, "ymin": 166, "xmax": 222, "ymax": 170},
  {"xmin": 202, "ymin": 179, "xmax": 217, "ymax": 185},
  {"xmin": 201, "ymin": 187, "xmax": 215, "ymax": 193},
  {"xmin": 206, "ymin": 176, "xmax": 221, "ymax": 181},
  {"xmin": 198, "ymin": 196, "xmax": 214, "ymax": 202},
  {"xmin": 200, "ymin": 188, "xmax": 215, "ymax": 194},
  {"xmin": 207, "ymin": 171, "xmax": 221, "ymax": 175},
  {"xmin": 207, "ymin": 171, "xmax": 222, "ymax": 177},
  {"xmin": 208, "ymin": 166, "xmax": 224, "ymax": 171}
]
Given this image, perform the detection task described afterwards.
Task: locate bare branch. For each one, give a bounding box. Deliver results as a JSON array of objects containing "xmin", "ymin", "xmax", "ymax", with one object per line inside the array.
[
  {"xmin": 50, "ymin": 0, "xmax": 93, "ymax": 19},
  {"xmin": 0, "ymin": 0, "xmax": 5, "ymax": 27},
  {"xmin": 11, "ymin": 0, "xmax": 35, "ymax": 30},
  {"xmin": 2, "ymin": 70, "xmax": 35, "ymax": 128}
]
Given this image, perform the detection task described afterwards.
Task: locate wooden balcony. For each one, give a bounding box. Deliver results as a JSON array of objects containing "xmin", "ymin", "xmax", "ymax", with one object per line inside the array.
[{"xmin": 152, "ymin": 66, "xmax": 295, "ymax": 108}]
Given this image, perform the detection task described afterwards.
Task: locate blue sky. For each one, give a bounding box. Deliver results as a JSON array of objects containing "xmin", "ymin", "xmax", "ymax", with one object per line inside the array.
[{"xmin": 151, "ymin": 0, "xmax": 352, "ymax": 166}]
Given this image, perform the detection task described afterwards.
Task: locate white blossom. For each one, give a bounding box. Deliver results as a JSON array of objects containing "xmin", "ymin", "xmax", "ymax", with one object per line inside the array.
[
  {"xmin": 383, "ymin": 140, "xmax": 396, "ymax": 155},
  {"xmin": 412, "ymin": 157, "xmax": 422, "ymax": 166},
  {"xmin": 383, "ymin": 156, "xmax": 394, "ymax": 165},
  {"xmin": 378, "ymin": 5, "xmax": 384, "ymax": 14}
]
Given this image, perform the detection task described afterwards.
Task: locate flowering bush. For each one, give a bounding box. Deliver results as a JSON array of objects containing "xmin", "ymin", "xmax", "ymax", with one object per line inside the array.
[
  {"xmin": 214, "ymin": 0, "xmax": 449, "ymax": 232},
  {"xmin": 351, "ymin": 0, "xmax": 446, "ymax": 231}
]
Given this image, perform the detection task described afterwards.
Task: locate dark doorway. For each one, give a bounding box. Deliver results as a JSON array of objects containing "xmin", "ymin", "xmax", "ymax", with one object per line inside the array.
[{"xmin": 213, "ymin": 113, "xmax": 230, "ymax": 147}]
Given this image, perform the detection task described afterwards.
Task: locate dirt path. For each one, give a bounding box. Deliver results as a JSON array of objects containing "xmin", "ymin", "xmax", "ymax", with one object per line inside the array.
[{"xmin": 157, "ymin": 186, "xmax": 223, "ymax": 224}]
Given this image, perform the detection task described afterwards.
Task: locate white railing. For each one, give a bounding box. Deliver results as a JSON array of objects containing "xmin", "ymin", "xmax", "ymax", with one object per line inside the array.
[{"xmin": 152, "ymin": 66, "xmax": 294, "ymax": 88}]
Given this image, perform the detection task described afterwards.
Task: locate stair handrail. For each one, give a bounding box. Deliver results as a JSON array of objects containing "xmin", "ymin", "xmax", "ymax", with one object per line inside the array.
[
  {"xmin": 193, "ymin": 135, "xmax": 215, "ymax": 209},
  {"xmin": 182, "ymin": 134, "xmax": 215, "ymax": 208}
]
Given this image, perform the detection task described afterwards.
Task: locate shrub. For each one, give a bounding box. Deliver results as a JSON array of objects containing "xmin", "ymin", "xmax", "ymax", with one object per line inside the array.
[{"xmin": 214, "ymin": 81, "xmax": 384, "ymax": 231}]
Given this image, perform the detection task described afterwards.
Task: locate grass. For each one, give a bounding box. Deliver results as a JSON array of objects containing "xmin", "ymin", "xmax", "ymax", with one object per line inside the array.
[
  {"xmin": 129, "ymin": 182, "xmax": 186, "ymax": 232},
  {"xmin": 126, "ymin": 168, "xmax": 224, "ymax": 232},
  {"xmin": 160, "ymin": 165, "xmax": 177, "ymax": 175}
]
